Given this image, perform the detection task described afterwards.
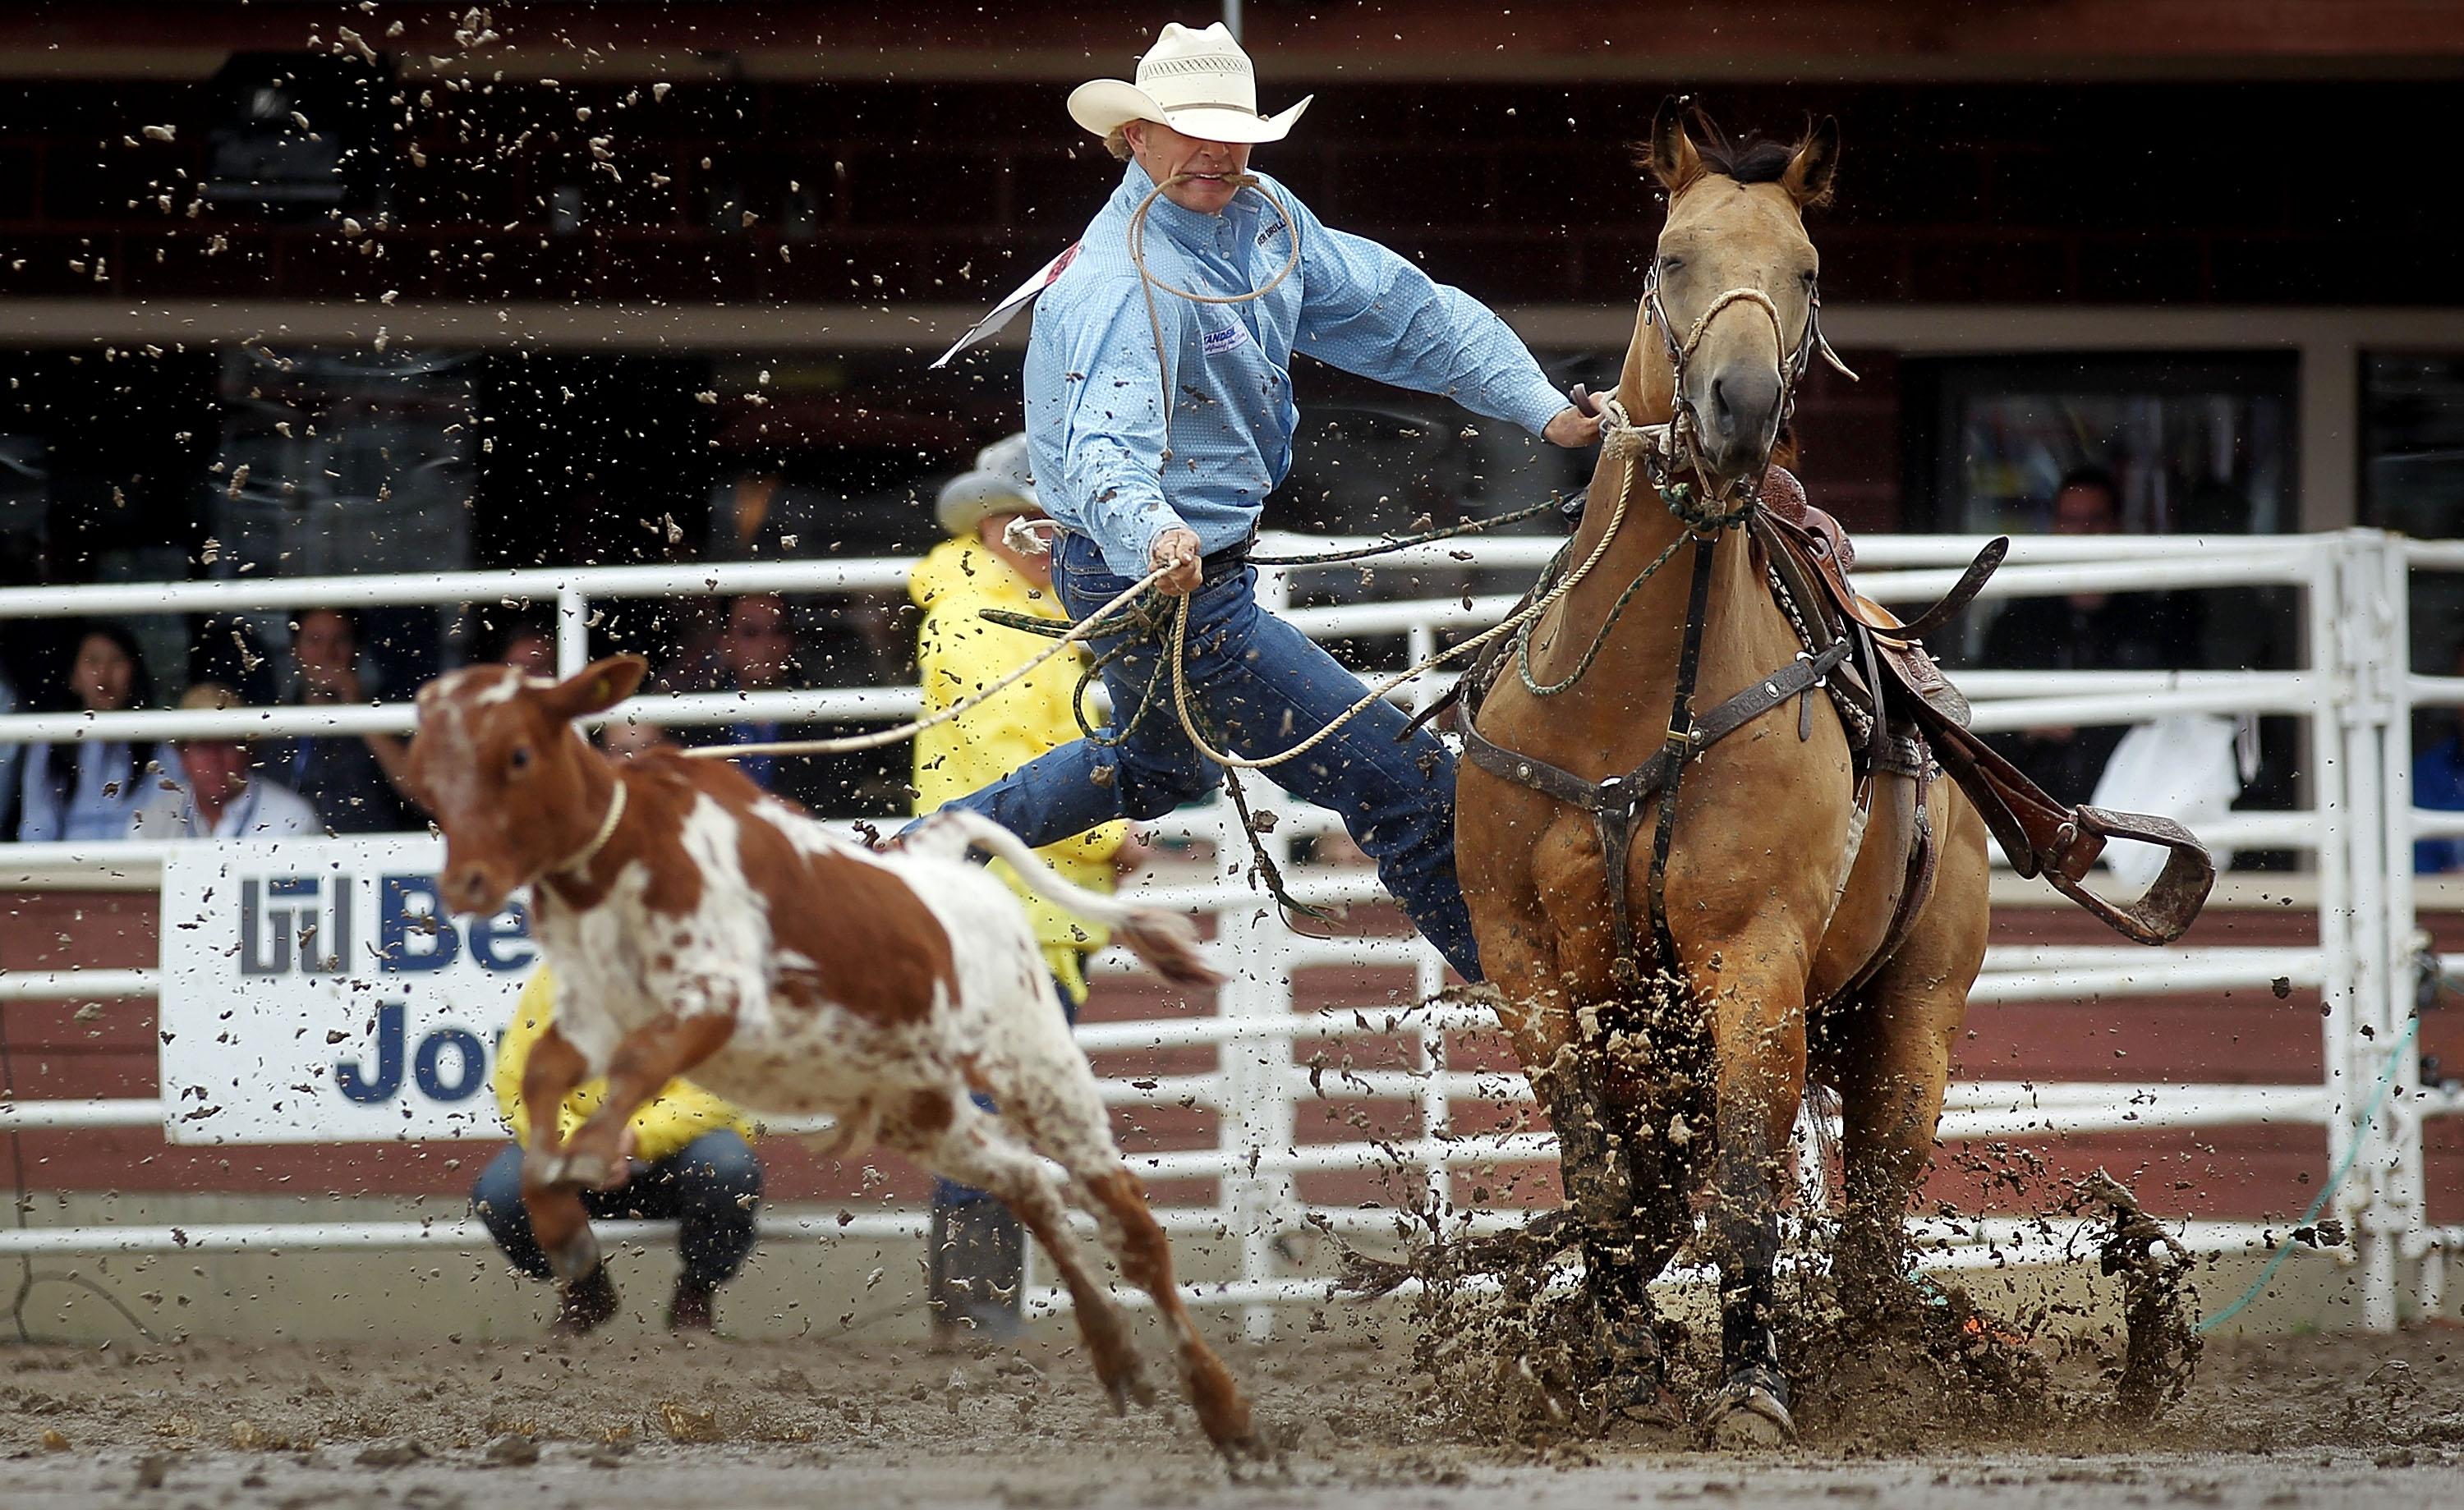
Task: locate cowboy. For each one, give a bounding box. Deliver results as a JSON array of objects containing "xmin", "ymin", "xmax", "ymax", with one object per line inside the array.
[
  {"xmin": 924, "ymin": 22, "xmax": 1598, "ymax": 981},
  {"xmin": 910, "ymin": 432, "xmax": 1131, "ymax": 1347}
]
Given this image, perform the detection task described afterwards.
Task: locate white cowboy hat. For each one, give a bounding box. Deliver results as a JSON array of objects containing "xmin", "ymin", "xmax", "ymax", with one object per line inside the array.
[
  {"xmin": 1067, "ymin": 21, "xmax": 1312, "ymax": 146},
  {"xmin": 935, "ymin": 432, "xmax": 1041, "ymax": 538}
]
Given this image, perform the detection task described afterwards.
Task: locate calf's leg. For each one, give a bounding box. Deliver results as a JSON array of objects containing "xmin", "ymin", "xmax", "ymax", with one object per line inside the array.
[
  {"xmin": 1077, "ymin": 1165, "xmax": 1260, "ymax": 1457},
  {"xmin": 515, "ymin": 1026, "xmax": 602, "ymax": 1287},
  {"xmin": 980, "ymin": 1044, "xmax": 1261, "ymax": 1457},
  {"xmin": 555, "ymin": 1010, "xmax": 738, "ymax": 1190},
  {"xmin": 897, "ymin": 1095, "xmax": 1155, "ymax": 1416}
]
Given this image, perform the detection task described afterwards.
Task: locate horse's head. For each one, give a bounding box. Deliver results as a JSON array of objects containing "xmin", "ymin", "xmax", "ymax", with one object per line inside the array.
[{"xmin": 1630, "ymin": 99, "xmax": 1841, "ymax": 491}]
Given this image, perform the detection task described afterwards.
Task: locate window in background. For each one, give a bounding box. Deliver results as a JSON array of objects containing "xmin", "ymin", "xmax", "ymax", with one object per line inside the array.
[
  {"xmin": 1903, "ymin": 354, "xmax": 2304, "ymax": 861},
  {"xmin": 1904, "ymin": 354, "xmax": 2298, "ymax": 668},
  {"xmin": 207, "ymin": 347, "xmax": 478, "ymax": 700},
  {"xmin": 2362, "ymin": 354, "xmax": 2464, "ymax": 678}
]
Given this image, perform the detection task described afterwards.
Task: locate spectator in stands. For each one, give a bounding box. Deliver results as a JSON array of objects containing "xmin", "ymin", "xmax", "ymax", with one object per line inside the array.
[
  {"xmin": 16, "ymin": 621, "xmax": 178, "ymax": 842},
  {"xmin": 266, "ymin": 608, "xmax": 421, "ymax": 833},
  {"xmin": 468, "ymin": 610, "xmax": 559, "ymax": 679},
  {"xmin": 674, "ymin": 592, "xmax": 890, "ymax": 814},
  {"xmin": 908, "ymin": 434, "xmax": 1129, "ymax": 1348},
  {"xmin": 600, "ymin": 717, "xmax": 678, "ymax": 762},
  {"xmin": 471, "ymin": 966, "xmax": 764, "ymax": 1336},
  {"xmin": 129, "ymin": 682, "xmax": 323, "ymax": 839},
  {"xmin": 499, "ymin": 624, "xmax": 558, "ymax": 678},
  {"xmin": 2416, "ymin": 640, "xmax": 2464, "ymax": 874},
  {"xmin": 1981, "ymin": 467, "xmax": 2199, "ymax": 805}
]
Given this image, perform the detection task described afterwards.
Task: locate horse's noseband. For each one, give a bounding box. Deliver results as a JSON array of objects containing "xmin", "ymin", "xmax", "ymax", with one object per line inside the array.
[{"xmin": 1643, "ymin": 261, "xmax": 1857, "ymax": 493}]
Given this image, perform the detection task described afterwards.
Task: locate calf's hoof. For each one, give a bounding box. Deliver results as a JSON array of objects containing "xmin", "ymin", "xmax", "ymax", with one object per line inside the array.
[
  {"xmin": 542, "ymin": 1225, "xmax": 605, "ymax": 1289},
  {"xmin": 551, "ymin": 1263, "xmax": 621, "ymax": 1338},
  {"xmin": 1097, "ymin": 1357, "xmax": 1157, "ymax": 1417},
  {"xmin": 1700, "ymin": 1366, "xmax": 1795, "ymax": 1449},
  {"xmin": 559, "ymin": 1150, "xmax": 629, "ymax": 1191}
]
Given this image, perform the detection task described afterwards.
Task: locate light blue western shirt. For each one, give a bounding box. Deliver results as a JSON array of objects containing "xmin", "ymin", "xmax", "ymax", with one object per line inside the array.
[{"xmin": 1024, "ymin": 162, "xmax": 1570, "ymax": 578}]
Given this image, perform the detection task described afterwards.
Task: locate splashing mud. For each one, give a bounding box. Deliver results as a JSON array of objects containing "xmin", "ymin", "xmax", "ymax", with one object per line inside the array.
[{"xmin": 1350, "ymin": 1168, "xmax": 2210, "ymax": 1451}]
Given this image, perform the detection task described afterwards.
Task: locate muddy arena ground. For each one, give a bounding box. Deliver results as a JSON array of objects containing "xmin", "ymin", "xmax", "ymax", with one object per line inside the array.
[{"xmin": 7, "ymin": 1287, "xmax": 2463, "ymax": 1508}]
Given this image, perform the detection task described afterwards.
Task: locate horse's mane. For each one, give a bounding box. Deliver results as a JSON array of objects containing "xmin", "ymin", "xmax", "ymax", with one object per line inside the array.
[{"xmin": 1632, "ymin": 108, "xmax": 1812, "ymax": 194}]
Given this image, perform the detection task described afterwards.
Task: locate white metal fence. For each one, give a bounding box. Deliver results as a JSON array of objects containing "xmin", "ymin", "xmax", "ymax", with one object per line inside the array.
[{"xmin": 0, "ymin": 527, "xmax": 2458, "ymax": 1335}]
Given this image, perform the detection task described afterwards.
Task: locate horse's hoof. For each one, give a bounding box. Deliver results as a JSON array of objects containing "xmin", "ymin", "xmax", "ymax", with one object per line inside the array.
[
  {"xmin": 1700, "ymin": 1370, "xmax": 1796, "ymax": 1449},
  {"xmin": 1613, "ymin": 1382, "xmax": 1688, "ymax": 1433}
]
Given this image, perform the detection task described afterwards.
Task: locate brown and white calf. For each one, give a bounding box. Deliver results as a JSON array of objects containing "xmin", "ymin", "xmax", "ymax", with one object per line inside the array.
[{"xmin": 407, "ymin": 654, "xmax": 1256, "ymax": 1455}]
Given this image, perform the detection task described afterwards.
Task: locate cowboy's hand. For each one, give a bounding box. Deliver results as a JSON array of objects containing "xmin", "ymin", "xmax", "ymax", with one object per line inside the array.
[
  {"xmin": 1542, "ymin": 406, "xmax": 1603, "ymax": 449},
  {"xmin": 1149, "ymin": 527, "xmax": 1204, "ymax": 595}
]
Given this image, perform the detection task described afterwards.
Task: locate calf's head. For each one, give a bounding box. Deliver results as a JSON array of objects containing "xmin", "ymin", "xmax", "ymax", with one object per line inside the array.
[{"xmin": 408, "ymin": 654, "xmax": 649, "ymax": 916}]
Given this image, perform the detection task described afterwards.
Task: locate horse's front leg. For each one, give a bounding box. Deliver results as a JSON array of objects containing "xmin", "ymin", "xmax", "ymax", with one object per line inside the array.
[{"xmin": 1699, "ymin": 954, "xmax": 1812, "ymax": 1448}]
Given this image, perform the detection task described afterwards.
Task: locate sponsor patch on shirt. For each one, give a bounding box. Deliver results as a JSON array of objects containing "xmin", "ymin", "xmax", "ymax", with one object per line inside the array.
[{"xmin": 1202, "ymin": 322, "xmax": 1250, "ymax": 357}]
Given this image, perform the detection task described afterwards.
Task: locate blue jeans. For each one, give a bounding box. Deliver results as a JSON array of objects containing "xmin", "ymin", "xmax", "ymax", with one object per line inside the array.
[
  {"xmin": 935, "ymin": 532, "xmax": 1482, "ymax": 982},
  {"xmin": 470, "ymin": 1129, "xmax": 763, "ymax": 1292}
]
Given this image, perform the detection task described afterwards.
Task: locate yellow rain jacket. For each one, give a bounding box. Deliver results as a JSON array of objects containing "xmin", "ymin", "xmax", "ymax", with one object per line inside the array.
[
  {"xmin": 491, "ymin": 967, "xmax": 754, "ymax": 1160},
  {"xmin": 909, "ymin": 534, "xmax": 1126, "ymax": 1004}
]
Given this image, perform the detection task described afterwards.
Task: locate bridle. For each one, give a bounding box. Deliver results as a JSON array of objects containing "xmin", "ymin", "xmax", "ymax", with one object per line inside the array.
[
  {"xmin": 1458, "ymin": 249, "xmax": 1861, "ymax": 987},
  {"xmin": 1639, "ymin": 256, "xmax": 1857, "ymax": 498}
]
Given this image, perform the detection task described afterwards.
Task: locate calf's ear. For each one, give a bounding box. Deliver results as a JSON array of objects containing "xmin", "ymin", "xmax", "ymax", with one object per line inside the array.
[{"xmin": 540, "ymin": 654, "xmax": 650, "ymax": 723}]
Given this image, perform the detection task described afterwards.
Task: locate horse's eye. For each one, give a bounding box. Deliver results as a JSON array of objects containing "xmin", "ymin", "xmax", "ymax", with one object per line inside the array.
[
  {"xmin": 1660, "ymin": 256, "xmax": 1685, "ymax": 273},
  {"xmin": 509, "ymin": 746, "xmax": 532, "ymax": 770}
]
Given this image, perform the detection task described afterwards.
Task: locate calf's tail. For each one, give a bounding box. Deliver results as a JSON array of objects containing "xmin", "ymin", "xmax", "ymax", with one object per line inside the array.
[{"xmin": 909, "ymin": 810, "xmax": 1223, "ymax": 989}]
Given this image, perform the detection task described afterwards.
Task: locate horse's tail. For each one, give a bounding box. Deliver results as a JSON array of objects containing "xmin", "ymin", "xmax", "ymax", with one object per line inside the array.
[{"xmin": 905, "ymin": 809, "xmax": 1223, "ymax": 990}]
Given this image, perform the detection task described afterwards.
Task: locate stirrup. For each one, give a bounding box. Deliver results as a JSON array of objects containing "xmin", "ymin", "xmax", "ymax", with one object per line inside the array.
[{"xmin": 2043, "ymin": 805, "xmax": 2217, "ymax": 947}]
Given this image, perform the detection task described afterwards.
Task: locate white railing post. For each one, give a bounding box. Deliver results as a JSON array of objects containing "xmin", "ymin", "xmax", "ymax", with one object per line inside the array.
[
  {"xmin": 1408, "ymin": 622, "xmax": 1454, "ymax": 1219},
  {"xmin": 556, "ymin": 585, "xmax": 590, "ymax": 677},
  {"xmin": 2335, "ymin": 534, "xmax": 2397, "ymax": 1329},
  {"xmin": 2369, "ymin": 533, "xmax": 2430, "ymax": 1323},
  {"xmin": 1212, "ymin": 563, "xmax": 1304, "ymax": 1342},
  {"xmin": 2310, "ymin": 539, "xmax": 2366, "ymax": 1288}
]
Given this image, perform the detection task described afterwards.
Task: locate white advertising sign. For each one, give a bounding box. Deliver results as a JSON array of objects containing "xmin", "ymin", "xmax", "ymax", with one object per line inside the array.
[{"xmin": 159, "ymin": 837, "xmax": 534, "ymax": 1145}]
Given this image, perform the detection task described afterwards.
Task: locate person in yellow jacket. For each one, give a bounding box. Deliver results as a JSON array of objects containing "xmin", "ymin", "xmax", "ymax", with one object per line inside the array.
[
  {"xmin": 470, "ymin": 966, "xmax": 764, "ymax": 1336},
  {"xmin": 910, "ymin": 431, "xmax": 1129, "ymax": 1347}
]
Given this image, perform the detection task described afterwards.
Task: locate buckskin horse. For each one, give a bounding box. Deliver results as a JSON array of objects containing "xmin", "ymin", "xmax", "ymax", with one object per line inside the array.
[{"xmin": 1450, "ymin": 103, "xmax": 2211, "ymax": 1444}]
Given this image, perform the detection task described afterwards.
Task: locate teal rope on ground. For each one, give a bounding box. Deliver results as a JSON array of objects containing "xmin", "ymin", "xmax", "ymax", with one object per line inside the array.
[{"xmin": 2195, "ymin": 1013, "xmax": 2421, "ymax": 1333}]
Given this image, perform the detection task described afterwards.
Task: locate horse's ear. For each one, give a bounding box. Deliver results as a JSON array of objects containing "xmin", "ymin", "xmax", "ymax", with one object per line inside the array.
[
  {"xmin": 540, "ymin": 654, "xmax": 649, "ymax": 723},
  {"xmin": 1782, "ymin": 117, "xmax": 1841, "ymax": 209},
  {"xmin": 1641, "ymin": 95, "xmax": 1704, "ymax": 195}
]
